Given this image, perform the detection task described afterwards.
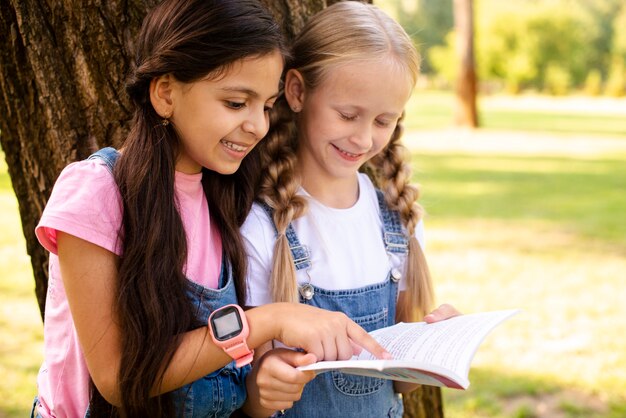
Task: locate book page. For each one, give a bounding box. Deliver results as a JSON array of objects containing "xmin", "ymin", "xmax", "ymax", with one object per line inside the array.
[{"xmin": 357, "ymin": 309, "xmax": 519, "ymax": 377}]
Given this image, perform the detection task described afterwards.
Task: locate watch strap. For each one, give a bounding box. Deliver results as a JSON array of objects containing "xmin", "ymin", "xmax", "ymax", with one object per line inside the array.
[
  {"xmin": 224, "ymin": 340, "xmax": 254, "ymax": 367},
  {"xmin": 208, "ymin": 304, "xmax": 254, "ymax": 368}
]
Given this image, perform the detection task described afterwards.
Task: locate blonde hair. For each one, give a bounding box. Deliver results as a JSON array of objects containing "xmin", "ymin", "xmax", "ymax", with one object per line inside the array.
[{"xmin": 258, "ymin": 1, "xmax": 434, "ymax": 321}]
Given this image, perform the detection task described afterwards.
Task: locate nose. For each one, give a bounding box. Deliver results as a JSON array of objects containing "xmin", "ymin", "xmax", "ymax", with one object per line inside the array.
[
  {"xmin": 242, "ymin": 108, "xmax": 270, "ymax": 139},
  {"xmin": 348, "ymin": 122, "xmax": 373, "ymax": 151}
]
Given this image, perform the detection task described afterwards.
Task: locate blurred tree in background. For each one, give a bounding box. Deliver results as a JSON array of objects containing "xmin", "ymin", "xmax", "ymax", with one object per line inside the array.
[
  {"xmin": 392, "ymin": 0, "xmax": 454, "ymax": 75},
  {"xmin": 606, "ymin": 3, "xmax": 626, "ymax": 96},
  {"xmin": 422, "ymin": 0, "xmax": 626, "ymax": 96}
]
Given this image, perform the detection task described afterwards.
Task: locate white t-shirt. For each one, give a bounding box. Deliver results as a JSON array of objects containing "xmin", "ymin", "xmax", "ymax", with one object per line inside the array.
[{"xmin": 242, "ymin": 173, "xmax": 425, "ymax": 307}]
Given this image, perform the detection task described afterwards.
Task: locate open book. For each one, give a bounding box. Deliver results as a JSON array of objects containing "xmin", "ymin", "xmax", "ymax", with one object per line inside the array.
[{"xmin": 299, "ymin": 309, "xmax": 519, "ymax": 390}]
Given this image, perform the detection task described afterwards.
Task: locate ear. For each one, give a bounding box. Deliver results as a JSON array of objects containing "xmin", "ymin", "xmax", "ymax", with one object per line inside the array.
[
  {"xmin": 149, "ymin": 74, "xmax": 174, "ymax": 118},
  {"xmin": 284, "ymin": 69, "xmax": 306, "ymax": 112}
]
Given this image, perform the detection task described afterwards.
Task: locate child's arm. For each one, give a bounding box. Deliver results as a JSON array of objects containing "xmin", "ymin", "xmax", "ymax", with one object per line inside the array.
[
  {"xmin": 58, "ymin": 231, "xmax": 388, "ymax": 406},
  {"xmin": 393, "ymin": 300, "xmax": 462, "ymax": 394}
]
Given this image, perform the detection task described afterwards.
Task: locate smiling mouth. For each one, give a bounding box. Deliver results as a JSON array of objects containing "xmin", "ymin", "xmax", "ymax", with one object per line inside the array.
[
  {"xmin": 221, "ymin": 139, "xmax": 248, "ymax": 152},
  {"xmin": 332, "ymin": 144, "xmax": 362, "ymax": 159}
]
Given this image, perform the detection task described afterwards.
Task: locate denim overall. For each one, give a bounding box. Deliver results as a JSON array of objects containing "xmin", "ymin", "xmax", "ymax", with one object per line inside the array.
[
  {"xmin": 31, "ymin": 147, "xmax": 249, "ymax": 418},
  {"xmin": 264, "ymin": 191, "xmax": 409, "ymax": 418}
]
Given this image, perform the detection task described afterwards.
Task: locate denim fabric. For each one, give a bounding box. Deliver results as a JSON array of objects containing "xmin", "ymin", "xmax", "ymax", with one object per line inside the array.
[
  {"xmin": 35, "ymin": 269, "xmax": 249, "ymax": 418},
  {"xmin": 86, "ymin": 146, "xmax": 120, "ymax": 168},
  {"xmin": 172, "ymin": 265, "xmax": 250, "ymax": 418},
  {"xmin": 259, "ymin": 203, "xmax": 312, "ymax": 270},
  {"xmin": 30, "ymin": 396, "xmax": 41, "ymax": 418},
  {"xmin": 375, "ymin": 190, "xmax": 409, "ymax": 254},
  {"xmin": 88, "ymin": 148, "xmax": 249, "ymax": 418},
  {"xmin": 273, "ymin": 191, "xmax": 407, "ymax": 418},
  {"xmin": 279, "ymin": 276, "xmax": 403, "ymax": 418}
]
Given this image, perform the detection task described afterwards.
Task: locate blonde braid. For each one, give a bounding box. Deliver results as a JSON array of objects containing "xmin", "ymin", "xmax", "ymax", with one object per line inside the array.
[
  {"xmin": 368, "ymin": 116, "xmax": 434, "ymax": 322},
  {"xmin": 258, "ymin": 98, "xmax": 308, "ymax": 303}
]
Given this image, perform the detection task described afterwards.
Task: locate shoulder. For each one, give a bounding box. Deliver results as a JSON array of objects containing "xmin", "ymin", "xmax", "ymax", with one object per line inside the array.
[
  {"xmin": 241, "ymin": 202, "xmax": 279, "ymax": 252},
  {"xmin": 241, "ymin": 202, "xmax": 276, "ymax": 306},
  {"xmin": 46, "ymin": 158, "xmax": 120, "ymax": 209},
  {"xmin": 36, "ymin": 158, "xmax": 122, "ymax": 255},
  {"xmin": 357, "ymin": 172, "xmax": 377, "ymax": 192},
  {"xmin": 241, "ymin": 202, "xmax": 275, "ymax": 236},
  {"xmin": 52, "ymin": 158, "xmax": 120, "ymax": 207},
  {"xmin": 359, "ymin": 173, "xmax": 427, "ymax": 246},
  {"xmin": 357, "ymin": 173, "xmax": 380, "ymax": 207}
]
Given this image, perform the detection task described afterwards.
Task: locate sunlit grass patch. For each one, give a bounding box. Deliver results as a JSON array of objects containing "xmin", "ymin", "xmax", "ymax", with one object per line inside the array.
[
  {"xmin": 0, "ymin": 293, "xmax": 42, "ymax": 416},
  {"xmin": 408, "ymin": 145, "xmax": 626, "ymax": 417},
  {"xmin": 0, "ymin": 150, "xmax": 40, "ymax": 417},
  {"xmin": 403, "ymin": 90, "xmax": 626, "ymax": 138},
  {"xmin": 413, "ymin": 152, "xmax": 626, "ymax": 249},
  {"xmin": 429, "ymin": 219, "xmax": 626, "ymax": 417}
]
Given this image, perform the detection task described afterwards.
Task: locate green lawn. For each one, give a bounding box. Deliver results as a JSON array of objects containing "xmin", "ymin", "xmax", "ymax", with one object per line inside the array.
[
  {"xmin": 0, "ymin": 154, "xmax": 41, "ymax": 417},
  {"xmin": 410, "ymin": 145, "xmax": 626, "ymax": 417},
  {"xmin": 1, "ymin": 94, "xmax": 626, "ymax": 417},
  {"xmin": 405, "ymin": 90, "xmax": 626, "ymax": 137},
  {"xmin": 414, "ymin": 153, "xmax": 626, "ymax": 246}
]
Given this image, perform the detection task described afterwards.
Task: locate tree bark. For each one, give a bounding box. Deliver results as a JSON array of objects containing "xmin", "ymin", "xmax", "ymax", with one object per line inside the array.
[
  {"xmin": 0, "ymin": 0, "xmax": 442, "ymax": 416},
  {"xmin": 403, "ymin": 386, "xmax": 444, "ymax": 418},
  {"xmin": 0, "ymin": 0, "xmax": 157, "ymax": 320},
  {"xmin": 453, "ymin": 0, "xmax": 479, "ymax": 127}
]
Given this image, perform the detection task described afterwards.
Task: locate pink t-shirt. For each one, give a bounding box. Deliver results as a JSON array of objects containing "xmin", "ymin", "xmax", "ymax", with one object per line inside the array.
[{"xmin": 34, "ymin": 158, "xmax": 222, "ymax": 418}]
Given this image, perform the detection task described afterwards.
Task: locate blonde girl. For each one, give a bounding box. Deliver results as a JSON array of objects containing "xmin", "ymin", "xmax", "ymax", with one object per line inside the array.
[{"xmin": 242, "ymin": 2, "xmax": 459, "ymax": 416}]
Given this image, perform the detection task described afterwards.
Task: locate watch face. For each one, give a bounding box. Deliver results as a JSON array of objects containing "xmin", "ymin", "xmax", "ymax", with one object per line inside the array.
[{"xmin": 211, "ymin": 306, "xmax": 243, "ymax": 341}]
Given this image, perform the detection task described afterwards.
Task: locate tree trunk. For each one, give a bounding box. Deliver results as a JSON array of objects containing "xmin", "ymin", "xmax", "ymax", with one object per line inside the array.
[
  {"xmin": 453, "ymin": 0, "xmax": 479, "ymax": 127},
  {"xmin": 403, "ymin": 386, "xmax": 444, "ymax": 418},
  {"xmin": 0, "ymin": 0, "xmax": 157, "ymax": 320},
  {"xmin": 0, "ymin": 0, "xmax": 442, "ymax": 416}
]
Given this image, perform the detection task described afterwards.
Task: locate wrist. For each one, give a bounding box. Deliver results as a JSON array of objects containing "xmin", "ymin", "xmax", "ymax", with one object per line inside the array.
[
  {"xmin": 208, "ymin": 304, "xmax": 254, "ymax": 367},
  {"xmin": 245, "ymin": 303, "xmax": 289, "ymax": 347}
]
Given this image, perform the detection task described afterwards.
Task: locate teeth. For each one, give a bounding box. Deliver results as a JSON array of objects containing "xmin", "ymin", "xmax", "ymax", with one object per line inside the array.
[
  {"xmin": 222, "ymin": 140, "xmax": 247, "ymax": 152},
  {"xmin": 335, "ymin": 145, "xmax": 359, "ymax": 157}
]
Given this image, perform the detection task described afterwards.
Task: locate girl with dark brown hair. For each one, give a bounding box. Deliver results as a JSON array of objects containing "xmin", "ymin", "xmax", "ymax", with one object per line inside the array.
[{"xmin": 31, "ymin": 1, "xmax": 388, "ymax": 417}]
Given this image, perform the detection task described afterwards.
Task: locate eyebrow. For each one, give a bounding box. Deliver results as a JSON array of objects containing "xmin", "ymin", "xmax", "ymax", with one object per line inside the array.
[
  {"xmin": 341, "ymin": 105, "xmax": 402, "ymax": 119},
  {"xmin": 379, "ymin": 111, "xmax": 402, "ymax": 119},
  {"xmin": 220, "ymin": 87, "xmax": 279, "ymax": 100}
]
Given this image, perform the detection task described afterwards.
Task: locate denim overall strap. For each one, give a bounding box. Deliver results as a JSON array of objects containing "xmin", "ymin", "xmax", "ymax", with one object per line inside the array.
[
  {"xmin": 87, "ymin": 147, "xmax": 120, "ymax": 172},
  {"xmin": 83, "ymin": 147, "xmax": 248, "ymax": 417},
  {"xmin": 375, "ymin": 190, "xmax": 409, "ymax": 255},
  {"xmin": 174, "ymin": 263, "xmax": 250, "ymax": 418},
  {"xmin": 259, "ymin": 202, "xmax": 312, "ymax": 271}
]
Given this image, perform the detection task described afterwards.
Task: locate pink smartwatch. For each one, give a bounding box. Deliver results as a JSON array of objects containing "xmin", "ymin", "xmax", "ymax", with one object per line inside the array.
[{"xmin": 208, "ymin": 304, "xmax": 254, "ymax": 367}]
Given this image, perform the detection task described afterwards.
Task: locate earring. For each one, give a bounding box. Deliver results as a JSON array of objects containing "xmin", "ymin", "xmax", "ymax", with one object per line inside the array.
[{"xmin": 161, "ymin": 118, "xmax": 170, "ymax": 126}]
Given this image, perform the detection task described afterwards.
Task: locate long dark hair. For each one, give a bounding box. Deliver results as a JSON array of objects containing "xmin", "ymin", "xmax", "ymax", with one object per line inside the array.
[{"xmin": 88, "ymin": 0, "xmax": 286, "ymax": 416}]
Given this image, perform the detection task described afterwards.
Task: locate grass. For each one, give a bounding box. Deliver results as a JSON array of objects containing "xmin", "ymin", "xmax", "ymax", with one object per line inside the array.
[
  {"xmin": 1, "ymin": 93, "xmax": 626, "ymax": 416},
  {"xmin": 404, "ymin": 90, "xmax": 626, "ymax": 137},
  {"xmin": 0, "ymin": 153, "xmax": 41, "ymax": 417},
  {"xmin": 408, "ymin": 139, "xmax": 626, "ymax": 417},
  {"xmin": 414, "ymin": 154, "xmax": 626, "ymax": 247}
]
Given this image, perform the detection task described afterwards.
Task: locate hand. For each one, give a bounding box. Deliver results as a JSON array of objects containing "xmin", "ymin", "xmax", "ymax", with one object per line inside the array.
[
  {"xmin": 275, "ymin": 304, "xmax": 392, "ymax": 361},
  {"xmin": 423, "ymin": 303, "xmax": 461, "ymax": 323},
  {"xmin": 251, "ymin": 348, "xmax": 317, "ymax": 412}
]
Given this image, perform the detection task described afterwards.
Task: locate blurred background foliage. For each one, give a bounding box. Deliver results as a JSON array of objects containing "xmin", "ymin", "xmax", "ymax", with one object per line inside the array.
[{"xmin": 381, "ymin": 0, "xmax": 626, "ymax": 97}]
